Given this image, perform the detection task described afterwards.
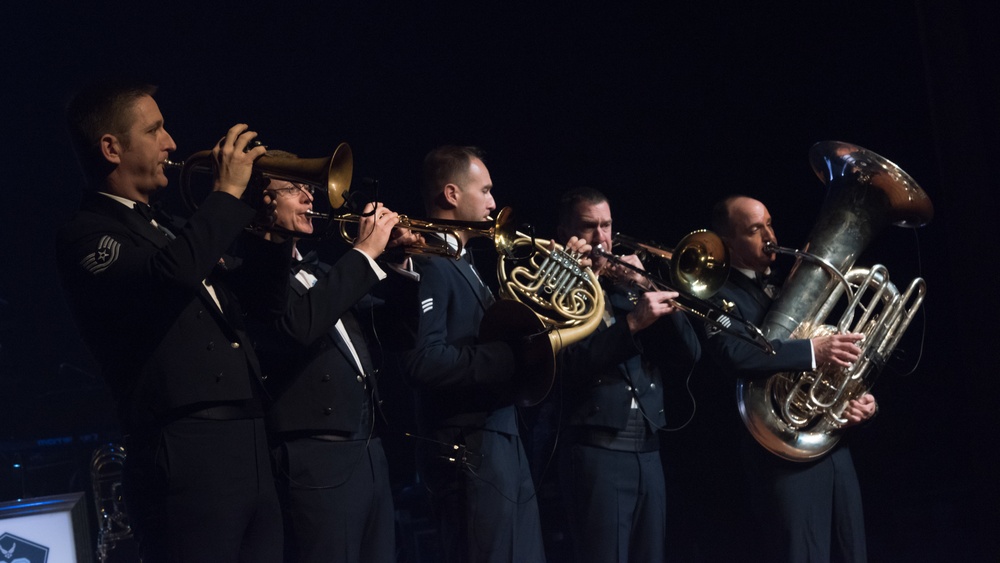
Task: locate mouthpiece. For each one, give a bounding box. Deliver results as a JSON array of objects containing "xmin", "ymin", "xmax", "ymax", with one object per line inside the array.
[
  {"xmin": 304, "ymin": 210, "xmax": 329, "ymax": 220},
  {"xmin": 163, "ymin": 159, "xmax": 183, "ymax": 169},
  {"xmin": 763, "ymin": 241, "xmax": 778, "ymax": 254}
]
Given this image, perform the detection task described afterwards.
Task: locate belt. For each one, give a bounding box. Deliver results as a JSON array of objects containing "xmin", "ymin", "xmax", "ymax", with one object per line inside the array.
[
  {"xmin": 311, "ymin": 432, "xmax": 354, "ymax": 442},
  {"xmin": 186, "ymin": 404, "xmax": 257, "ymax": 421},
  {"xmin": 571, "ymin": 425, "xmax": 659, "ymax": 453}
]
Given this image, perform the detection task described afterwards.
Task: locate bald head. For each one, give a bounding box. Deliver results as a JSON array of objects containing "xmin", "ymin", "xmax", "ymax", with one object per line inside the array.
[{"xmin": 713, "ymin": 196, "xmax": 777, "ymax": 274}]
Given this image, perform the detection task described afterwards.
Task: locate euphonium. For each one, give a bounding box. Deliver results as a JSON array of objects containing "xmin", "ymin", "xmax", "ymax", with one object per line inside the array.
[
  {"xmin": 91, "ymin": 443, "xmax": 133, "ymax": 563},
  {"xmin": 737, "ymin": 141, "xmax": 933, "ymax": 461},
  {"xmin": 477, "ymin": 212, "xmax": 605, "ymax": 407}
]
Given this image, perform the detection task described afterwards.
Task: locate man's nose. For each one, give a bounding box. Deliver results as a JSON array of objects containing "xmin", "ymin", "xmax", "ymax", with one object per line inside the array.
[{"xmin": 164, "ymin": 130, "xmax": 178, "ymax": 152}]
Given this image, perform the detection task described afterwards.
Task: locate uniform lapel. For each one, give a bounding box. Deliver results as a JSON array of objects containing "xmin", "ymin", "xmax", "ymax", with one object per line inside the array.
[
  {"xmin": 337, "ymin": 312, "xmax": 373, "ymax": 376},
  {"xmin": 85, "ymin": 192, "xmax": 172, "ymax": 248},
  {"xmin": 729, "ymin": 271, "xmax": 772, "ymax": 322},
  {"xmin": 450, "ymin": 254, "xmax": 495, "ymax": 310}
]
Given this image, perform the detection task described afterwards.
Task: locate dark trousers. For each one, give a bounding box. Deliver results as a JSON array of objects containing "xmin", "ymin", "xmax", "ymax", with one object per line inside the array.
[
  {"xmin": 560, "ymin": 442, "xmax": 666, "ymax": 563},
  {"xmin": 123, "ymin": 417, "xmax": 282, "ymax": 563},
  {"xmin": 273, "ymin": 437, "xmax": 395, "ymax": 563},
  {"xmin": 744, "ymin": 441, "xmax": 867, "ymax": 563},
  {"xmin": 422, "ymin": 428, "xmax": 545, "ymax": 563}
]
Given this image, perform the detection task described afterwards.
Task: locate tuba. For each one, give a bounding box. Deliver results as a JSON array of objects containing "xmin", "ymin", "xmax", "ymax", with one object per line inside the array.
[
  {"xmin": 90, "ymin": 443, "xmax": 133, "ymax": 562},
  {"xmin": 737, "ymin": 141, "xmax": 933, "ymax": 461},
  {"xmin": 478, "ymin": 212, "xmax": 605, "ymax": 407}
]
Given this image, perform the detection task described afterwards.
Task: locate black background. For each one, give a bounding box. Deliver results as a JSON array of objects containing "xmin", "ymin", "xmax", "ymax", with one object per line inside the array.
[{"xmin": 1, "ymin": 1, "xmax": 997, "ymax": 561}]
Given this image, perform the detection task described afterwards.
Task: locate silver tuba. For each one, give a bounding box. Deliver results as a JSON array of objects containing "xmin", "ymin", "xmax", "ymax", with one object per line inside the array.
[
  {"xmin": 737, "ymin": 141, "xmax": 933, "ymax": 461},
  {"xmin": 90, "ymin": 443, "xmax": 133, "ymax": 562}
]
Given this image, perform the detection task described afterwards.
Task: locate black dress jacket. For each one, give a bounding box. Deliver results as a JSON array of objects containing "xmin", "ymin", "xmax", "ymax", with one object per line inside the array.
[
  {"xmin": 56, "ymin": 191, "xmax": 291, "ymax": 433},
  {"xmin": 260, "ymin": 249, "xmax": 382, "ymax": 436}
]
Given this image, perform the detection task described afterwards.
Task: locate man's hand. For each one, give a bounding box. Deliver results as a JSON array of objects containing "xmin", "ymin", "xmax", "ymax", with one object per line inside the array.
[
  {"xmin": 353, "ymin": 202, "xmax": 398, "ymax": 259},
  {"xmin": 842, "ymin": 393, "xmax": 877, "ymax": 427},
  {"xmin": 603, "ymin": 253, "xmax": 653, "ymax": 290},
  {"xmin": 255, "ymin": 190, "xmax": 281, "ymax": 241},
  {"xmin": 812, "ymin": 332, "xmax": 864, "ymax": 368},
  {"xmin": 212, "ymin": 124, "xmax": 267, "ymax": 199},
  {"xmin": 563, "ymin": 236, "xmax": 593, "ymax": 269},
  {"xmin": 387, "ymin": 227, "xmax": 425, "ymax": 250},
  {"xmin": 626, "ymin": 290, "xmax": 679, "ymax": 333}
]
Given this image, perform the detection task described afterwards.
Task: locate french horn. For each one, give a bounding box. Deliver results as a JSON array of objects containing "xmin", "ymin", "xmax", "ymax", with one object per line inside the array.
[{"xmin": 477, "ymin": 213, "xmax": 605, "ymax": 406}]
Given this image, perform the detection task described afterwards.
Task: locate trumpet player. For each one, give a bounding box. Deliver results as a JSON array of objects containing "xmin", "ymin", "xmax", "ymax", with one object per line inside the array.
[
  {"xmin": 57, "ymin": 80, "xmax": 290, "ymax": 562},
  {"xmin": 552, "ymin": 187, "xmax": 702, "ymax": 563},
  {"xmin": 246, "ymin": 153, "xmax": 420, "ymax": 562},
  {"xmin": 705, "ymin": 195, "xmax": 876, "ymax": 563}
]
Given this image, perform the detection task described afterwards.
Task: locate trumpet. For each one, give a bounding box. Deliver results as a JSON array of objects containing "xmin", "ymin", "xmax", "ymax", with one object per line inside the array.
[
  {"xmin": 168, "ymin": 141, "xmax": 502, "ymax": 258},
  {"xmin": 592, "ymin": 230, "xmax": 774, "ymax": 354},
  {"xmin": 308, "ymin": 208, "xmax": 515, "ymax": 260},
  {"xmin": 167, "ymin": 141, "xmax": 354, "ymax": 214}
]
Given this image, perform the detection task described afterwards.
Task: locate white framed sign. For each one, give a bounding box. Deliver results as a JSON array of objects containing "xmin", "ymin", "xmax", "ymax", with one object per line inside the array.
[{"xmin": 0, "ymin": 492, "xmax": 91, "ymax": 563}]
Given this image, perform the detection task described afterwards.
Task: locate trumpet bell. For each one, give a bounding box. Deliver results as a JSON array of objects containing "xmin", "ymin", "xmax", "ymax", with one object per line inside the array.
[{"xmin": 175, "ymin": 142, "xmax": 354, "ymax": 213}]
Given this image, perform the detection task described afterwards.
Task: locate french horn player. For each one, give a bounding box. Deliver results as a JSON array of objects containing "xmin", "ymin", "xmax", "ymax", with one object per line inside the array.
[{"xmin": 382, "ymin": 145, "xmax": 604, "ymax": 562}]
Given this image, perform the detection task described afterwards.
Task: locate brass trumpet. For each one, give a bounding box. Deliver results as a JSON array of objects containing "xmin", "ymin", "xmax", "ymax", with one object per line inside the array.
[
  {"xmin": 168, "ymin": 141, "xmax": 502, "ymax": 258},
  {"xmin": 310, "ymin": 207, "xmax": 516, "ymax": 260},
  {"xmin": 593, "ymin": 230, "xmax": 774, "ymax": 353},
  {"xmin": 167, "ymin": 142, "xmax": 354, "ymax": 213}
]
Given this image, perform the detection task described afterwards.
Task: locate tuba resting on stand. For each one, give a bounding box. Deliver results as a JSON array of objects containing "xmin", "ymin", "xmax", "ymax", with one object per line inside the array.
[{"xmin": 737, "ymin": 141, "xmax": 933, "ymax": 461}]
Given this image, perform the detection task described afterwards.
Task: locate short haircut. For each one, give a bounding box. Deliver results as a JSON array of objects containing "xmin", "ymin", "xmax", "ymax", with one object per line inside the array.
[
  {"xmin": 557, "ymin": 186, "xmax": 609, "ymax": 230},
  {"xmin": 421, "ymin": 145, "xmax": 485, "ymax": 210},
  {"xmin": 710, "ymin": 194, "xmax": 746, "ymax": 238},
  {"xmin": 66, "ymin": 79, "xmax": 157, "ymax": 188}
]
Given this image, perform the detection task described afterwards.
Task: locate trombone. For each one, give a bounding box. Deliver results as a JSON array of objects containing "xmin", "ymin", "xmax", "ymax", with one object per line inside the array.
[{"xmin": 593, "ymin": 231, "xmax": 774, "ymax": 354}]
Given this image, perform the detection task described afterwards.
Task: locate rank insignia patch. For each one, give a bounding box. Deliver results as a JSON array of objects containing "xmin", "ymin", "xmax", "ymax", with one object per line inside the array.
[{"xmin": 79, "ymin": 235, "xmax": 120, "ymax": 275}]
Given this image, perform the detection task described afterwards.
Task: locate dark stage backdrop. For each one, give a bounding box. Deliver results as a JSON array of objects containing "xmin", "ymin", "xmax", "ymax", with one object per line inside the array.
[{"xmin": 1, "ymin": 1, "xmax": 997, "ymax": 561}]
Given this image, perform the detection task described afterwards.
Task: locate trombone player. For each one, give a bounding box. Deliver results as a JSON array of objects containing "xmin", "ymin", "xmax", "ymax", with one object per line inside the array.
[{"xmin": 552, "ymin": 187, "xmax": 701, "ymax": 563}]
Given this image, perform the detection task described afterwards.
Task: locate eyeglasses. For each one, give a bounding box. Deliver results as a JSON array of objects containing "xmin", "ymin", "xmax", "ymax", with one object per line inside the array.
[{"xmin": 270, "ymin": 183, "xmax": 316, "ymax": 197}]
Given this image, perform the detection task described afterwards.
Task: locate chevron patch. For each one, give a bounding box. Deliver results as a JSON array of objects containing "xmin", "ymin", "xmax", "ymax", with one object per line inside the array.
[
  {"xmin": 79, "ymin": 235, "xmax": 120, "ymax": 275},
  {"xmin": 421, "ymin": 297, "xmax": 434, "ymax": 313}
]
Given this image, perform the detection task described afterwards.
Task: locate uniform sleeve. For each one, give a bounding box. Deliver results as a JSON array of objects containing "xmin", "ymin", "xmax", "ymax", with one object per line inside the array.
[
  {"xmin": 275, "ymin": 250, "xmax": 380, "ymax": 346},
  {"xmin": 703, "ymin": 298, "xmax": 812, "ymax": 378},
  {"xmin": 401, "ymin": 258, "xmax": 516, "ymax": 391},
  {"xmin": 59, "ymin": 192, "xmax": 256, "ymax": 293}
]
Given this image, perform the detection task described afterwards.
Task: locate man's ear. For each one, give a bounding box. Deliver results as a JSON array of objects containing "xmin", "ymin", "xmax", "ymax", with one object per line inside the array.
[
  {"xmin": 100, "ymin": 133, "xmax": 123, "ymax": 164},
  {"xmin": 442, "ymin": 183, "xmax": 461, "ymax": 208}
]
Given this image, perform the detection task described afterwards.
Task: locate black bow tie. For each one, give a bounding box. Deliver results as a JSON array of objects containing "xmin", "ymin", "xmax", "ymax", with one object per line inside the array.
[{"xmin": 295, "ymin": 250, "xmax": 320, "ymax": 273}]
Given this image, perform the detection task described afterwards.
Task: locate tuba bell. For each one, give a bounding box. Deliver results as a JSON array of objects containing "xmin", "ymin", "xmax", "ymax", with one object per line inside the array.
[
  {"xmin": 737, "ymin": 141, "xmax": 933, "ymax": 461},
  {"xmin": 477, "ymin": 212, "xmax": 605, "ymax": 407}
]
